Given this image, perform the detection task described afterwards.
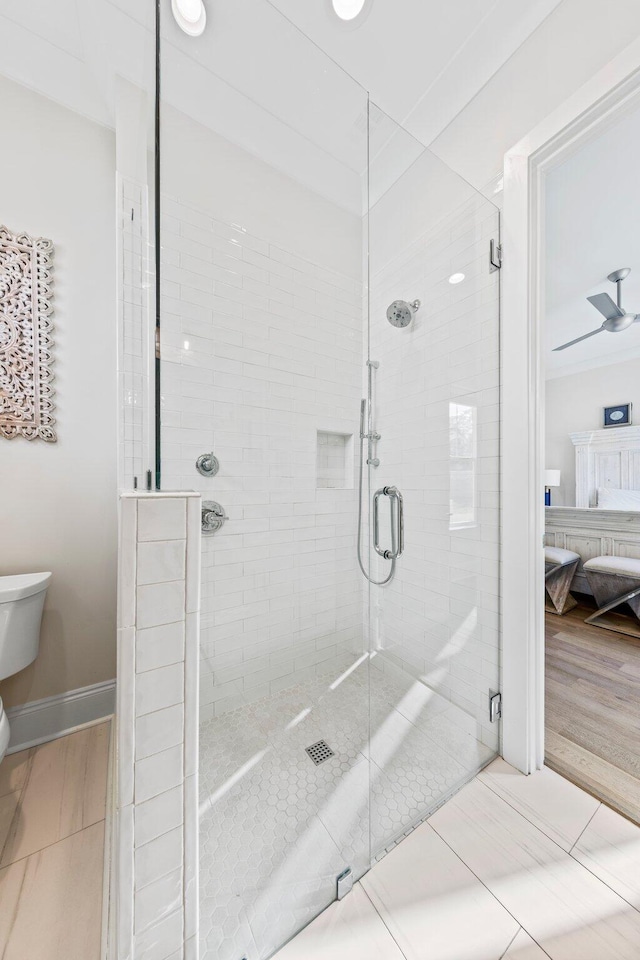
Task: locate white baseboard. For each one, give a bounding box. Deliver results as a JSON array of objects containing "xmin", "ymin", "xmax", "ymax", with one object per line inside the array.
[{"xmin": 6, "ymin": 679, "xmax": 116, "ymax": 753}]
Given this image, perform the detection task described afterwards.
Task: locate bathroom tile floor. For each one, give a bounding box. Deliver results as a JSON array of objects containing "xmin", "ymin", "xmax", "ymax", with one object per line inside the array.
[
  {"xmin": 0, "ymin": 721, "xmax": 110, "ymax": 960},
  {"xmin": 275, "ymin": 757, "xmax": 640, "ymax": 960},
  {"xmin": 199, "ymin": 658, "xmax": 495, "ymax": 960}
]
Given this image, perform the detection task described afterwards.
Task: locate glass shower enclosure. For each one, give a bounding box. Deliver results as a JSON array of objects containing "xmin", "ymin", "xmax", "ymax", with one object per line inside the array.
[
  {"xmin": 156, "ymin": 3, "xmax": 501, "ymax": 957},
  {"xmin": 366, "ymin": 110, "xmax": 501, "ymax": 855}
]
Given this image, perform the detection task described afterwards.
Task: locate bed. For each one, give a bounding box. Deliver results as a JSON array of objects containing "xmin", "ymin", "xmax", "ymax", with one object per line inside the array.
[{"xmin": 544, "ymin": 426, "xmax": 640, "ymax": 595}]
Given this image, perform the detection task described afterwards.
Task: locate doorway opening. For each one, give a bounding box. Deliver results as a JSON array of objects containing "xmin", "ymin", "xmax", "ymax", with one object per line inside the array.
[
  {"xmin": 542, "ymin": 105, "xmax": 640, "ymax": 820},
  {"xmin": 502, "ymin": 38, "xmax": 640, "ymax": 810}
]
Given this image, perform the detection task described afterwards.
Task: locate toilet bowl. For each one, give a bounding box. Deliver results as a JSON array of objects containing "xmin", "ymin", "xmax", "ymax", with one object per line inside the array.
[
  {"xmin": 0, "ymin": 572, "xmax": 51, "ymax": 761},
  {"xmin": 0, "ymin": 700, "xmax": 8, "ymax": 760}
]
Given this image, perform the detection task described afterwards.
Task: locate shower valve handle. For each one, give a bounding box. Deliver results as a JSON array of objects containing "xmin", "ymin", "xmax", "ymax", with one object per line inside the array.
[{"xmin": 201, "ymin": 500, "xmax": 226, "ymax": 535}]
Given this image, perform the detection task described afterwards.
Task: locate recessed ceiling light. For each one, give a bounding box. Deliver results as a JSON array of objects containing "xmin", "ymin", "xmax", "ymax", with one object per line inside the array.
[
  {"xmin": 171, "ymin": 0, "xmax": 206, "ymax": 36},
  {"xmin": 332, "ymin": 0, "xmax": 367, "ymax": 21},
  {"xmin": 449, "ymin": 273, "xmax": 465, "ymax": 285}
]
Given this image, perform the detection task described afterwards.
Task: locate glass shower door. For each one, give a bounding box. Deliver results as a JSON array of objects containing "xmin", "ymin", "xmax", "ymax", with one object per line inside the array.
[
  {"xmin": 159, "ymin": 3, "xmax": 372, "ymax": 957},
  {"xmin": 365, "ymin": 105, "xmax": 501, "ymax": 856}
]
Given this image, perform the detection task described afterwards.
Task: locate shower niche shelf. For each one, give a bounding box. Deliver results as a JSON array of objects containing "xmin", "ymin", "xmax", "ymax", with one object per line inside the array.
[{"xmin": 316, "ymin": 430, "xmax": 353, "ymax": 489}]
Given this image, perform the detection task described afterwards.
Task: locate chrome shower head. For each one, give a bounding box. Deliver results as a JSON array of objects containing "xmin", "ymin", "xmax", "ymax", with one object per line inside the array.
[{"xmin": 386, "ymin": 299, "xmax": 421, "ymax": 328}]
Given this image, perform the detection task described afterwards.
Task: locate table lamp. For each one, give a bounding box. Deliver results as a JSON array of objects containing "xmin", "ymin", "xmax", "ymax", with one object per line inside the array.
[{"xmin": 545, "ymin": 469, "xmax": 561, "ymax": 506}]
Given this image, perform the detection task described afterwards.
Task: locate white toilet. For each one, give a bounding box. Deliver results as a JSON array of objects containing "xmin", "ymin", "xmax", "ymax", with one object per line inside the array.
[{"xmin": 0, "ymin": 572, "xmax": 51, "ymax": 761}]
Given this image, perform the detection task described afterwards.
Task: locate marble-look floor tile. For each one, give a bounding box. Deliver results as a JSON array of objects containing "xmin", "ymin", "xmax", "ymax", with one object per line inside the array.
[
  {"xmin": 0, "ymin": 722, "xmax": 110, "ymax": 867},
  {"xmin": 503, "ymin": 929, "xmax": 550, "ymax": 959},
  {"xmin": 0, "ymin": 751, "xmax": 30, "ymax": 799},
  {"xmin": 361, "ymin": 821, "xmax": 519, "ymax": 960},
  {"xmin": 199, "ymin": 663, "xmax": 497, "ymax": 960},
  {"xmin": 420, "ymin": 710, "xmax": 496, "ymax": 773},
  {"xmin": 368, "ymin": 711, "xmax": 467, "ymax": 854},
  {"xmin": 478, "ymin": 758, "xmax": 599, "ymax": 852},
  {"xmin": 200, "ymin": 891, "xmax": 259, "ymax": 960},
  {"xmin": 571, "ymin": 802, "xmax": 640, "ymax": 908},
  {"xmin": 273, "ymin": 882, "xmax": 404, "ymax": 960},
  {"xmin": 389, "ymin": 675, "xmax": 452, "ymax": 727},
  {"xmin": 429, "ymin": 779, "xmax": 640, "ymax": 960},
  {"xmin": 0, "ymin": 820, "xmax": 104, "ymax": 960},
  {"xmin": 0, "ymin": 792, "xmax": 20, "ymax": 848},
  {"xmin": 316, "ymin": 756, "xmax": 370, "ymax": 881},
  {"xmin": 200, "ymin": 762, "xmax": 348, "ymax": 960}
]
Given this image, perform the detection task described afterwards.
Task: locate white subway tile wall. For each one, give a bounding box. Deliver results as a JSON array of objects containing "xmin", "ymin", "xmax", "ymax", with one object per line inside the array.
[
  {"xmin": 158, "ymin": 196, "xmax": 365, "ymax": 720},
  {"xmin": 316, "ymin": 431, "xmax": 351, "ymax": 489},
  {"xmin": 117, "ymin": 492, "xmax": 201, "ymax": 960},
  {"xmin": 118, "ymin": 177, "xmax": 154, "ymax": 490},
  {"xmin": 369, "ymin": 195, "xmax": 501, "ymax": 753}
]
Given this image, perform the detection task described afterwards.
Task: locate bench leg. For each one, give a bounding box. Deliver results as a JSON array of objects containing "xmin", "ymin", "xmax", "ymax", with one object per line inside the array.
[
  {"xmin": 545, "ymin": 559, "xmax": 579, "ymax": 615},
  {"xmin": 585, "ymin": 582, "xmax": 640, "ymax": 639}
]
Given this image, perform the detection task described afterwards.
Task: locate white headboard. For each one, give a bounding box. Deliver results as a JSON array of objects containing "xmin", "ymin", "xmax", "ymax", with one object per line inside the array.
[{"xmin": 570, "ymin": 426, "xmax": 640, "ymax": 507}]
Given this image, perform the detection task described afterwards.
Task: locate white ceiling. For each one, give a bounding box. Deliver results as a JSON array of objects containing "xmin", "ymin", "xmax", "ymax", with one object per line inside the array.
[
  {"xmin": 0, "ymin": 0, "xmax": 562, "ymax": 214},
  {"xmin": 0, "ymin": 0, "xmax": 155, "ymax": 131},
  {"xmin": 3, "ymin": 0, "xmax": 640, "ymax": 217},
  {"xmin": 267, "ymin": 0, "xmax": 562, "ymax": 148},
  {"xmin": 545, "ymin": 99, "xmax": 640, "ymax": 379},
  {"xmin": 429, "ymin": 0, "xmax": 640, "ymax": 191}
]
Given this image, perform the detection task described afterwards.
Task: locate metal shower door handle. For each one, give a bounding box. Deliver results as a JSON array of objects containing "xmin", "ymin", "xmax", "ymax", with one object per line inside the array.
[{"xmin": 373, "ymin": 486, "xmax": 404, "ymax": 560}]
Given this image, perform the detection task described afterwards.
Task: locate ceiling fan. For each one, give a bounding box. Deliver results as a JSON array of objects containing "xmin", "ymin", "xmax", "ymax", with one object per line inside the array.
[{"xmin": 553, "ymin": 268, "xmax": 640, "ymax": 351}]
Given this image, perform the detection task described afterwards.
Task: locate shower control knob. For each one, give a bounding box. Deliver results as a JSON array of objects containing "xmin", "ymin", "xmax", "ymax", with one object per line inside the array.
[
  {"xmin": 196, "ymin": 452, "xmax": 219, "ymax": 477},
  {"xmin": 201, "ymin": 501, "xmax": 226, "ymax": 535}
]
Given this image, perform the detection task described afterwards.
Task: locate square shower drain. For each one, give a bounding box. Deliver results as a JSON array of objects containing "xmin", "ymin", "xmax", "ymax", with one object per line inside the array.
[{"xmin": 305, "ymin": 739, "xmax": 335, "ymax": 765}]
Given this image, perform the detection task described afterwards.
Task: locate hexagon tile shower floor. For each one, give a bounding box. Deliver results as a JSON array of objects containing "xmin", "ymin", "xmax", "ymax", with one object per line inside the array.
[{"xmin": 198, "ymin": 659, "xmax": 494, "ymax": 959}]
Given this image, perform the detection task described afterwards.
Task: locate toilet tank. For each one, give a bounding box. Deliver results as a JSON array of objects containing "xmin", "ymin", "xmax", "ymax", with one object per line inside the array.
[{"xmin": 0, "ymin": 573, "xmax": 52, "ymax": 681}]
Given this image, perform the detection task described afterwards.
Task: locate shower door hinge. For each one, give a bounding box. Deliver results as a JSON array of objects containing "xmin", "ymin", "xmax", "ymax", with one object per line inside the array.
[
  {"xmin": 489, "ymin": 239, "xmax": 502, "ymax": 272},
  {"xmin": 336, "ymin": 867, "xmax": 353, "ymax": 900},
  {"xmin": 489, "ymin": 691, "xmax": 502, "ymax": 723}
]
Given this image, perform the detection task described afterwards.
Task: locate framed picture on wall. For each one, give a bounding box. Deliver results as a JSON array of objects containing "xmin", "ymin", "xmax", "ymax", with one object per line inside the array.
[{"xmin": 603, "ymin": 403, "xmax": 632, "ymax": 428}]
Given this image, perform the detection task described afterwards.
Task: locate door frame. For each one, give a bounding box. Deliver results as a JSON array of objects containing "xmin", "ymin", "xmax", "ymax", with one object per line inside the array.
[{"xmin": 501, "ymin": 36, "xmax": 640, "ymax": 774}]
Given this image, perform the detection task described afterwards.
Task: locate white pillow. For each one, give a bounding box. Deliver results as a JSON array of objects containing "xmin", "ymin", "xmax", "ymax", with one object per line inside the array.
[{"xmin": 597, "ymin": 487, "xmax": 640, "ymax": 510}]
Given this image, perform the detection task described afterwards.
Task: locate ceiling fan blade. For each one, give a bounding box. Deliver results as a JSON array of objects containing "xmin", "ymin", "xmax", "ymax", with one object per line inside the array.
[
  {"xmin": 587, "ymin": 292, "xmax": 624, "ymax": 320},
  {"xmin": 553, "ymin": 327, "xmax": 604, "ymax": 351}
]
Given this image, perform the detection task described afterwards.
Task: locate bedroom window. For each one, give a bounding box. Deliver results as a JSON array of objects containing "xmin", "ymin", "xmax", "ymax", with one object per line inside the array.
[{"xmin": 449, "ymin": 401, "xmax": 477, "ymax": 529}]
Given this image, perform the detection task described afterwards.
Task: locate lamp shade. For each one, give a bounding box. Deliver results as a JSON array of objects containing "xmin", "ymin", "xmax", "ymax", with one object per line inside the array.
[{"xmin": 545, "ymin": 470, "xmax": 561, "ymax": 488}]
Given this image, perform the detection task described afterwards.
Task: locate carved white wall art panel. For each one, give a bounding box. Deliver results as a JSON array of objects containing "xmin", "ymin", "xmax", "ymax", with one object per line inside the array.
[{"xmin": 0, "ymin": 225, "xmax": 56, "ymax": 441}]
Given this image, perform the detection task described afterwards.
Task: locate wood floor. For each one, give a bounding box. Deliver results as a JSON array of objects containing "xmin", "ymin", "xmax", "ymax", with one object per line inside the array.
[
  {"xmin": 0, "ymin": 721, "xmax": 110, "ymax": 960},
  {"xmin": 545, "ymin": 602, "xmax": 640, "ymax": 824}
]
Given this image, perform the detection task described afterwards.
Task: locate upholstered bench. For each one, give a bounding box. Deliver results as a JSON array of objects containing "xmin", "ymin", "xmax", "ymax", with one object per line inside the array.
[
  {"xmin": 583, "ymin": 556, "xmax": 640, "ymax": 638},
  {"xmin": 545, "ymin": 547, "xmax": 580, "ymax": 615}
]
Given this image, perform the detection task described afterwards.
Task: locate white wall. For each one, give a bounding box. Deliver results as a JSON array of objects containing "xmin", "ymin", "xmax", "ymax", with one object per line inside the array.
[
  {"xmin": 162, "ymin": 105, "xmax": 362, "ymax": 279},
  {"xmin": 431, "ymin": 0, "xmax": 640, "ymax": 190},
  {"xmin": 544, "ymin": 99, "xmax": 640, "ymax": 378},
  {"xmin": 0, "ymin": 75, "xmax": 117, "ymax": 709},
  {"xmin": 545, "ymin": 358, "xmax": 640, "ymax": 506},
  {"xmin": 158, "ymin": 109, "xmax": 364, "ymax": 720}
]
